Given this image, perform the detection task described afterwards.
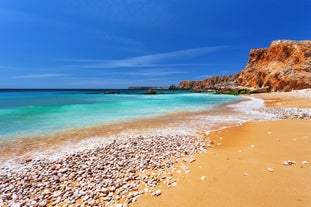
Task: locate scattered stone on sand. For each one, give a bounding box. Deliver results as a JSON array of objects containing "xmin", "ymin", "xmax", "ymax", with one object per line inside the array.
[
  {"xmin": 258, "ymin": 107, "xmax": 311, "ymax": 120},
  {"xmin": 0, "ymin": 134, "xmax": 206, "ymax": 206},
  {"xmin": 302, "ymin": 161, "xmax": 308, "ymax": 165},
  {"xmin": 267, "ymin": 168, "xmax": 274, "ymax": 172},
  {"xmin": 25, "ymin": 158, "xmax": 32, "ymax": 163},
  {"xmin": 283, "ymin": 160, "xmax": 296, "ymax": 166},
  {"xmin": 152, "ymin": 190, "xmax": 162, "ymax": 197}
]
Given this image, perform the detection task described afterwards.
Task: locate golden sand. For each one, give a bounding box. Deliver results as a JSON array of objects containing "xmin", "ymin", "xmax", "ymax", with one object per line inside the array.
[
  {"xmin": 133, "ymin": 92, "xmax": 311, "ymax": 207},
  {"xmin": 2, "ymin": 91, "xmax": 310, "ymax": 206},
  {"xmin": 253, "ymin": 90, "xmax": 311, "ymax": 108}
]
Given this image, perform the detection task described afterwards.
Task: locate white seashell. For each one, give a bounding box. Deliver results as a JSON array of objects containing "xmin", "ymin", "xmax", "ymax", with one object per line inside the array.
[
  {"xmin": 152, "ymin": 190, "xmax": 161, "ymax": 196},
  {"xmin": 267, "ymin": 168, "xmax": 274, "ymax": 172},
  {"xmin": 200, "ymin": 176, "xmax": 206, "ymax": 181},
  {"xmin": 283, "ymin": 160, "xmax": 296, "ymax": 165},
  {"xmin": 302, "ymin": 161, "xmax": 308, "ymax": 165},
  {"xmin": 283, "ymin": 161, "xmax": 289, "ymax": 166}
]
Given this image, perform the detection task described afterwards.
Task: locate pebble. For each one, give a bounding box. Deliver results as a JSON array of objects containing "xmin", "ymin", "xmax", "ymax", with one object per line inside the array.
[
  {"xmin": 243, "ymin": 172, "xmax": 248, "ymax": 176},
  {"xmin": 259, "ymin": 107, "xmax": 311, "ymax": 120},
  {"xmin": 200, "ymin": 176, "xmax": 207, "ymax": 181},
  {"xmin": 25, "ymin": 158, "xmax": 32, "ymax": 163},
  {"xmin": 267, "ymin": 168, "xmax": 274, "ymax": 172},
  {"xmin": 0, "ymin": 134, "xmax": 207, "ymax": 206},
  {"xmin": 152, "ymin": 190, "xmax": 161, "ymax": 197},
  {"xmin": 302, "ymin": 161, "xmax": 308, "ymax": 165},
  {"xmin": 283, "ymin": 160, "xmax": 296, "ymax": 166},
  {"xmin": 39, "ymin": 201, "xmax": 47, "ymax": 206}
]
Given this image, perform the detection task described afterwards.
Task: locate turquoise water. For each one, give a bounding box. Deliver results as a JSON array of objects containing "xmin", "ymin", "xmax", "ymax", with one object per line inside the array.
[{"xmin": 0, "ymin": 89, "xmax": 240, "ymax": 140}]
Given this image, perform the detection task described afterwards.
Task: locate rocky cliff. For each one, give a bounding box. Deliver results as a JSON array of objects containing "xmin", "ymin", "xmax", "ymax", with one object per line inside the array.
[
  {"xmin": 179, "ymin": 74, "xmax": 239, "ymax": 92},
  {"xmin": 238, "ymin": 40, "xmax": 311, "ymax": 92},
  {"xmin": 179, "ymin": 40, "xmax": 311, "ymax": 93}
]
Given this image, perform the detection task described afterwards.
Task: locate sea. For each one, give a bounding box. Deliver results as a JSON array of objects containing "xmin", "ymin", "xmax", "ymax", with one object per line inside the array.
[{"xmin": 0, "ymin": 89, "xmax": 241, "ymax": 141}]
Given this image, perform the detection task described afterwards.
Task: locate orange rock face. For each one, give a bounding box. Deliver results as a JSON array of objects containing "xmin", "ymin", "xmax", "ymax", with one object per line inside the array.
[
  {"xmin": 179, "ymin": 74, "xmax": 239, "ymax": 92},
  {"xmin": 238, "ymin": 40, "xmax": 311, "ymax": 92},
  {"xmin": 179, "ymin": 40, "xmax": 311, "ymax": 92}
]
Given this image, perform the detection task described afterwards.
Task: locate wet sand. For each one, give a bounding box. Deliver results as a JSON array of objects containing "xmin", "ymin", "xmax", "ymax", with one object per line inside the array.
[{"xmin": 132, "ymin": 91, "xmax": 311, "ymax": 207}]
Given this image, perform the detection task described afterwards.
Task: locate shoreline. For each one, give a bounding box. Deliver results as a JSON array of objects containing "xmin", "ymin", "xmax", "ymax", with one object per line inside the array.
[
  {"xmin": 0, "ymin": 97, "xmax": 251, "ymax": 171},
  {"xmin": 0, "ymin": 90, "xmax": 310, "ymax": 206},
  {"xmin": 132, "ymin": 90, "xmax": 311, "ymax": 207}
]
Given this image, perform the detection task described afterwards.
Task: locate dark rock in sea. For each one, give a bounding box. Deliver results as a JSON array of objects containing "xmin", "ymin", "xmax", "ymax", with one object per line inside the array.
[
  {"xmin": 104, "ymin": 91, "xmax": 120, "ymax": 94},
  {"xmin": 168, "ymin": 84, "xmax": 178, "ymax": 90},
  {"xmin": 144, "ymin": 88, "xmax": 157, "ymax": 95}
]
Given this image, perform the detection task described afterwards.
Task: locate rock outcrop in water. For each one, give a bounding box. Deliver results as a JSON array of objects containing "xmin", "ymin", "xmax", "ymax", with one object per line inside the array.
[
  {"xmin": 179, "ymin": 40, "xmax": 311, "ymax": 93},
  {"xmin": 144, "ymin": 88, "xmax": 157, "ymax": 94}
]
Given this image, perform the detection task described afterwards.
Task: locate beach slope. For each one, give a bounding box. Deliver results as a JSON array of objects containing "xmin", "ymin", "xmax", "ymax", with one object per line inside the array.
[{"xmin": 133, "ymin": 92, "xmax": 311, "ymax": 207}]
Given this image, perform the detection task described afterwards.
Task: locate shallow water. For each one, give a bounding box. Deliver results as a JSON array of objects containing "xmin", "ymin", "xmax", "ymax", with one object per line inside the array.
[
  {"xmin": 0, "ymin": 93, "xmax": 276, "ymax": 172},
  {"xmin": 0, "ymin": 89, "xmax": 240, "ymax": 140}
]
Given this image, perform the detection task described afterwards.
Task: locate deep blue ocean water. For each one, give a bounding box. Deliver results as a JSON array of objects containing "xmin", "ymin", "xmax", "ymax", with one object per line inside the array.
[{"xmin": 0, "ymin": 89, "xmax": 240, "ymax": 140}]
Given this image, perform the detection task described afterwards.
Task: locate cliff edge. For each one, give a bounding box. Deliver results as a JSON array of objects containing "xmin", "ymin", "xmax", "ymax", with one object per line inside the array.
[{"xmin": 179, "ymin": 40, "xmax": 311, "ymax": 93}]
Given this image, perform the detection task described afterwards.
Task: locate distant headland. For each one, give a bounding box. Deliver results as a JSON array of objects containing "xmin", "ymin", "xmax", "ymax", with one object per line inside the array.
[{"xmin": 128, "ymin": 86, "xmax": 168, "ymax": 90}]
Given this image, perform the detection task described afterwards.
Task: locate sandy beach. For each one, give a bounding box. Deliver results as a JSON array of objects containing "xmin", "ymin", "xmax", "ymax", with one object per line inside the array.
[
  {"xmin": 133, "ymin": 91, "xmax": 311, "ymax": 207},
  {"xmin": 0, "ymin": 90, "xmax": 310, "ymax": 207},
  {"xmin": 1, "ymin": 1, "xmax": 310, "ymax": 206}
]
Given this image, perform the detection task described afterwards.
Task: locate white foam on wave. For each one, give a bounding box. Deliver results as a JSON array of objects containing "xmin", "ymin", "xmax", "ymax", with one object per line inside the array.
[
  {"xmin": 228, "ymin": 96, "xmax": 277, "ymax": 120},
  {"xmin": 1, "ymin": 96, "xmax": 275, "ymax": 173}
]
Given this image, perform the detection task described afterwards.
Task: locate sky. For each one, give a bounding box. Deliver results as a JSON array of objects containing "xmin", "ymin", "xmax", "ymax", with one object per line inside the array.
[{"xmin": 0, "ymin": 0, "xmax": 310, "ymax": 89}]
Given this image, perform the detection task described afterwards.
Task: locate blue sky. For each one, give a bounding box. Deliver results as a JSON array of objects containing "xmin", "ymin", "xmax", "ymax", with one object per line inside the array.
[{"xmin": 0, "ymin": 0, "xmax": 310, "ymax": 88}]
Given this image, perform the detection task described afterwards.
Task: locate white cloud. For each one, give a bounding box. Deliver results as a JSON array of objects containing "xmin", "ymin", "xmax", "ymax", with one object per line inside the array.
[
  {"xmin": 69, "ymin": 46, "xmax": 228, "ymax": 69},
  {"xmin": 0, "ymin": 65, "xmax": 19, "ymax": 70},
  {"xmin": 124, "ymin": 69, "xmax": 187, "ymax": 76},
  {"xmin": 201, "ymin": 74, "xmax": 214, "ymax": 78},
  {"xmin": 11, "ymin": 73, "xmax": 71, "ymax": 79}
]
